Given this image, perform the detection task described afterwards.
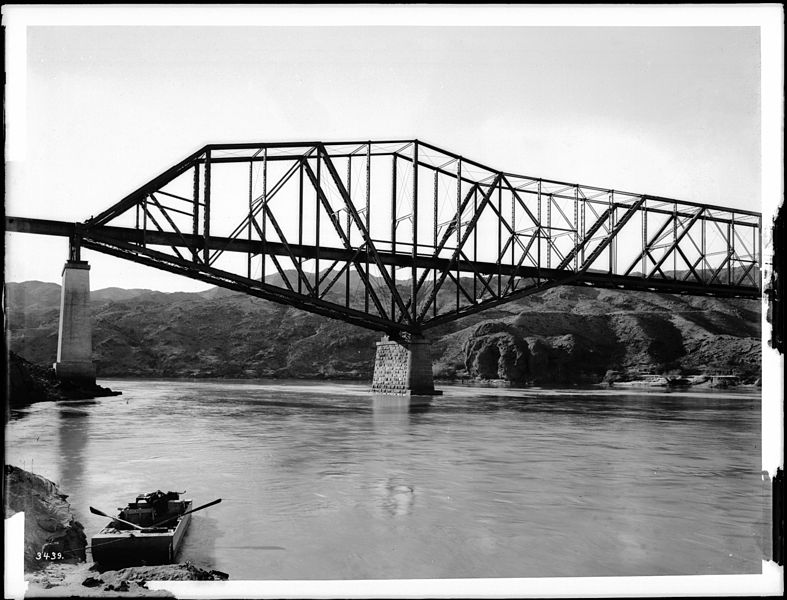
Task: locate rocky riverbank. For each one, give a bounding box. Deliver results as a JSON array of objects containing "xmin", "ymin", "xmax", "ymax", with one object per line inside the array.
[
  {"xmin": 6, "ymin": 352, "xmax": 120, "ymax": 413},
  {"xmin": 4, "ymin": 465, "xmax": 228, "ymax": 597},
  {"xmin": 4, "ymin": 465, "xmax": 87, "ymax": 571}
]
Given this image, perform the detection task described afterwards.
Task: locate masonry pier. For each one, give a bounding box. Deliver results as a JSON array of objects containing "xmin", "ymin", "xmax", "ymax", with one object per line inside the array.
[
  {"xmin": 54, "ymin": 260, "xmax": 96, "ymax": 385},
  {"xmin": 371, "ymin": 335, "xmax": 442, "ymax": 396}
]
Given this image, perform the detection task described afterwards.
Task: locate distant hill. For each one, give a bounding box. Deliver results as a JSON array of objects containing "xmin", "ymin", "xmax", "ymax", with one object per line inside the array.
[{"xmin": 4, "ymin": 279, "xmax": 761, "ymax": 383}]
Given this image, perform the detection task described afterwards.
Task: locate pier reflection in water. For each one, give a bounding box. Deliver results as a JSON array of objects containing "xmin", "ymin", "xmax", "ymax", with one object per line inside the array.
[
  {"xmin": 56, "ymin": 400, "xmax": 94, "ymax": 495},
  {"xmin": 372, "ymin": 394, "xmax": 431, "ymax": 426},
  {"xmin": 5, "ymin": 380, "xmax": 767, "ymax": 580}
]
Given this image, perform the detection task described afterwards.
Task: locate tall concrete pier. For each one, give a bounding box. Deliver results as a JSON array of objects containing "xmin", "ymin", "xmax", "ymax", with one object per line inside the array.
[
  {"xmin": 54, "ymin": 260, "xmax": 96, "ymax": 384},
  {"xmin": 371, "ymin": 335, "xmax": 441, "ymax": 396}
]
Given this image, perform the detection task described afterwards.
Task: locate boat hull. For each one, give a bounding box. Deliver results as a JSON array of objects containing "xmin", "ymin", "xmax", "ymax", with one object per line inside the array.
[{"xmin": 91, "ymin": 501, "xmax": 192, "ymax": 566}]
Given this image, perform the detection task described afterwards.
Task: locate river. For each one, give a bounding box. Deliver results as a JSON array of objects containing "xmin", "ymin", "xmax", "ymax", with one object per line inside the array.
[{"xmin": 5, "ymin": 379, "xmax": 768, "ymax": 580}]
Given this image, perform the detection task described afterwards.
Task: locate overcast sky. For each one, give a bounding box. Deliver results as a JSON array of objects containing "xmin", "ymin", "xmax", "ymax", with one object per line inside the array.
[{"xmin": 3, "ymin": 5, "xmax": 780, "ymax": 292}]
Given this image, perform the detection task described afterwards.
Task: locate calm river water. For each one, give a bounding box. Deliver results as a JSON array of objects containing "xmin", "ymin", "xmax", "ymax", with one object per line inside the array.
[{"xmin": 6, "ymin": 380, "xmax": 768, "ymax": 580}]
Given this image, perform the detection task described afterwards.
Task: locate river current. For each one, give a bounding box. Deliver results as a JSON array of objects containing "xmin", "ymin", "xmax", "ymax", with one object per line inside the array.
[{"xmin": 5, "ymin": 380, "xmax": 768, "ymax": 580}]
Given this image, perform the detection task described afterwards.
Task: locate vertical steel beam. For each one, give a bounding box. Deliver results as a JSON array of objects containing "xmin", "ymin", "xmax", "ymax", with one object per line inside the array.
[
  {"xmin": 315, "ymin": 150, "xmax": 321, "ymax": 296},
  {"xmin": 510, "ymin": 182, "xmax": 515, "ymax": 268},
  {"xmin": 731, "ymin": 212, "xmax": 736, "ymax": 284},
  {"xmin": 346, "ymin": 156, "xmax": 352, "ymax": 309},
  {"xmin": 365, "ymin": 142, "xmax": 371, "ymax": 314},
  {"xmin": 68, "ymin": 233, "xmax": 82, "ymax": 262},
  {"xmin": 456, "ymin": 158, "xmax": 462, "ymax": 313},
  {"xmin": 391, "ymin": 155, "xmax": 397, "ymax": 320},
  {"xmin": 608, "ymin": 191, "xmax": 614, "ymax": 275},
  {"xmin": 641, "ymin": 199, "xmax": 647, "ymax": 277},
  {"xmin": 672, "ymin": 202, "xmax": 677, "ymax": 277},
  {"xmin": 573, "ymin": 186, "xmax": 579, "ymax": 271},
  {"xmin": 546, "ymin": 192, "xmax": 552, "ymax": 270},
  {"xmin": 298, "ymin": 158, "xmax": 304, "ymax": 295},
  {"xmin": 248, "ymin": 161, "xmax": 253, "ymax": 278},
  {"xmin": 537, "ymin": 181, "xmax": 542, "ymax": 277},
  {"xmin": 727, "ymin": 219, "xmax": 732, "ymax": 284},
  {"xmin": 498, "ymin": 179, "xmax": 502, "ymax": 296},
  {"xmin": 202, "ymin": 150, "xmax": 211, "ymax": 264},
  {"xmin": 433, "ymin": 169, "xmax": 438, "ymax": 318},
  {"xmin": 193, "ymin": 163, "xmax": 200, "ymax": 262},
  {"xmin": 261, "ymin": 148, "xmax": 268, "ymax": 282},
  {"xmin": 581, "ymin": 193, "xmax": 586, "ymax": 265},
  {"xmin": 142, "ymin": 196, "xmax": 148, "ymax": 248},
  {"xmin": 412, "ymin": 141, "xmax": 419, "ymax": 320},
  {"xmin": 473, "ymin": 187, "xmax": 478, "ymax": 300},
  {"xmin": 702, "ymin": 212, "xmax": 706, "ymax": 282},
  {"xmin": 612, "ymin": 193, "xmax": 617, "ymax": 275},
  {"xmin": 757, "ymin": 214, "xmax": 762, "ymax": 279}
]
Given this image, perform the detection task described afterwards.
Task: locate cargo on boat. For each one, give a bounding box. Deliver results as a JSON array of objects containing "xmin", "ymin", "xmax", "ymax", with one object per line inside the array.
[{"xmin": 91, "ymin": 490, "xmax": 192, "ymax": 567}]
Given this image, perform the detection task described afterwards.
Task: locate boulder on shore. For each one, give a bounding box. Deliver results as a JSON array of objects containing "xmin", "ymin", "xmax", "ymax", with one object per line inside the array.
[{"xmin": 4, "ymin": 465, "xmax": 88, "ymax": 571}]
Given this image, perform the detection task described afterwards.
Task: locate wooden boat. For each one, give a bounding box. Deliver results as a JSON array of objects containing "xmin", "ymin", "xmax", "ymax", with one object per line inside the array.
[{"xmin": 91, "ymin": 490, "xmax": 192, "ymax": 566}]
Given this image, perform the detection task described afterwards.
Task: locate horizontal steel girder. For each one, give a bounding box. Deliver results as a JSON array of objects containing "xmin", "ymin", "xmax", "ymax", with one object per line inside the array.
[{"xmin": 5, "ymin": 216, "xmax": 761, "ymax": 301}]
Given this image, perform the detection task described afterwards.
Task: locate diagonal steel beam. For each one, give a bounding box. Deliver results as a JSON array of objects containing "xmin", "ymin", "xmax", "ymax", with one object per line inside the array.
[
  {"xmin": 623, "ymin": 212, "xmax": 675, "ymax": 276},
  {"xmin": 268, "ymin": 253, "xmax": 295, "ymax": 292},
  {"xmin": 579, "ymin": 196, "xmax": 646, "ymax": 273},
  {"xmin": 417, "ymin": 173, "xmax": 503, "ymax": 321},
  {"xmin": 446, "ymin": 270, "xmax": 477, "ymax": 306},
  {"xmin": 148, "ymin": 193, "xmax": 198, "ymax": 261},
  {"xmin": 142, "ymin": 200, "xmax": 187, "ymax": 262},
  {"xmin": 504, "ymin": 235, "xmax": 541, "ymax": 296},
  {"xmin": 410, "ymin": 182, "xmax": 479, "ymax": 304},
  {"xmin": 555, "ymin": 206, "xmax": 613, "ymax": 270},
  {"xmin": 645, "ymin": 208, "xmax": 704, "ymax": 279},
  {"xmin": 257, "ymin": 202, "xmax": 316, "ymax": 296},
  {"xmin": 645, "ymin": 249, "xmax": 670, "ymax": 279},
  {"xmin": 81, "ymin": 234, "xmax": 416, "ymax": 334},
  {"xmin": 708, "ymin": 252, "xmax": 732, "ymax": 285},
  {"xmin": 674, "ymin": 244, "xmax": 704, "ymax": 283},
  {"xmin": 501, "ymin": 174, "xmax": 567, "ymax": 265},
  {"xmin": 320, "ymin": 257, "xmax": 356, "ymax": 300},
  {"xmin": 421, "ymin": 275, "xmax": 573, "ymax": 331},
  {"xmin": 89, "ymin": 147, "xmax": 208, "ymax": 226},
  {"xmin": 302, "ymin": 159, "xmax": 391, "ymax": 322},
  {"xmin": 211, "ymin": 156, "xmax": 306, "ymax": 265},
  {"xmin": 733, "ymin": 261, "xmax": 757, "ymax": 287},
  {"xmin": 315, "ymin": 145, "xmax": 414, "ymax": 325}
]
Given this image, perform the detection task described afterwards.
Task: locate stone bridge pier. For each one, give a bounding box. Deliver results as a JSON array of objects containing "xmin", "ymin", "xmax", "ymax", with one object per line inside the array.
[
  {"xmin": 54, "ymin": 259, "xmax": 96, "ymax": 385},
  {"xmin": 371, "ymin": 334, "xmax": 442, "ymax": 396}
]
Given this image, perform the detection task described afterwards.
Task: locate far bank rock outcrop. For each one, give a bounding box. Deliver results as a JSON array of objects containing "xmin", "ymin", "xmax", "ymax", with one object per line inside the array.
[{"xmin": 463, "ymin": 323, "xmax": 530, "ymax": 382}]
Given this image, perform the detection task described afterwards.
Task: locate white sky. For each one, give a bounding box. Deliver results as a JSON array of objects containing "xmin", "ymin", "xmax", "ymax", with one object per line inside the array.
[{"xmin": 2, "ymin": 5, "xmax": 782, "ymax": 294}]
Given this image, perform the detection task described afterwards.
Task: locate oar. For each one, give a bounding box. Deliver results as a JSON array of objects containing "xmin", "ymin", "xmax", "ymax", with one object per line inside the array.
[
  {"xmin": 148, "ymin": 498, "xmax": 222, "ymax": 528},
  {"xmin": 89, "ymin": 506, "xmax": 144, "ymax": 530}
]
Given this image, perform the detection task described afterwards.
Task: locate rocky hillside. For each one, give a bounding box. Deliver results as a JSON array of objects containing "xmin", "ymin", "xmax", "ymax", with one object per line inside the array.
[{"xmin": 5, "ymin": 280, "xmax": 761, "ymax": 384}]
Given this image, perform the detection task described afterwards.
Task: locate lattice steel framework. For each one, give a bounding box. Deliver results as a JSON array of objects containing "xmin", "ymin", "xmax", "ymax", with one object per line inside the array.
[{"xmin": 72, "ymin": 140, "xmax": 761, "ymax": 335}]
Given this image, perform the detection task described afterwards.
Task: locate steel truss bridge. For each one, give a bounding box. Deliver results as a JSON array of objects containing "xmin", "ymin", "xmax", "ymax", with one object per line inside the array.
[{"xmin": 6, "ymin": 139, "xmax": 762, "ymax": 336}]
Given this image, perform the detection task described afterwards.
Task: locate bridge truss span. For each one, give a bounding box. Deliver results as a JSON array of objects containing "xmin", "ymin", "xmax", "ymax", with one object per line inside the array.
[{"xmin": 60, "ymin": 139, "xmax": 763, "ymax": 335}]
